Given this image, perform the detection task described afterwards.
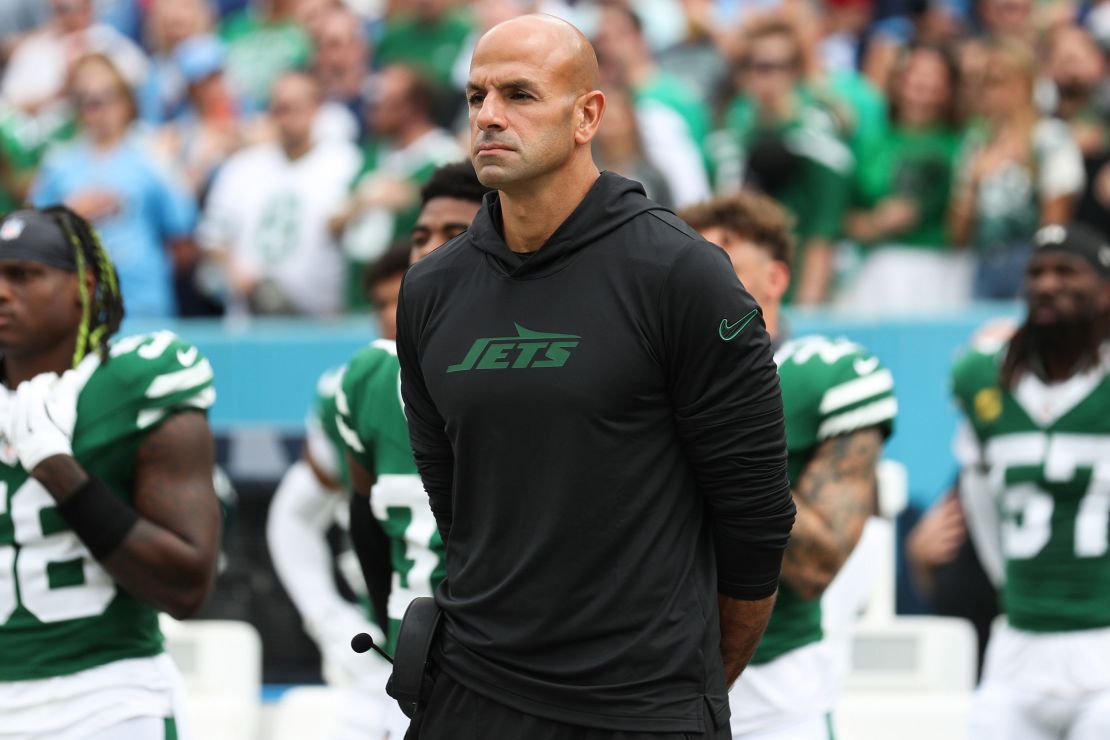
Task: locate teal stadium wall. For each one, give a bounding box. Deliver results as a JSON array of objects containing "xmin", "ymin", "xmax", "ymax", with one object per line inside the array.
[{"xmin": 125, "ymin": 303, "xmax": 1021, "ymax": 510}]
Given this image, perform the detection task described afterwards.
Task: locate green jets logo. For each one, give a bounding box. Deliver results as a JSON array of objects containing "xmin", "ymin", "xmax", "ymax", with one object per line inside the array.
[{"xmin": 447, "ymin": 324, "xmax": 581, "ymax": 373}]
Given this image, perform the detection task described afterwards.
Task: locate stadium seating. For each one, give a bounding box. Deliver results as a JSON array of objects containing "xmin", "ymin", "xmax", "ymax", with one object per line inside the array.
[
  {"xmin": 835, "ymin": 616, "xmax": 978, "ymax": 740},
  {"xmin": 160, "ymin": 617, "xmax": 263, "ymax": 740}
]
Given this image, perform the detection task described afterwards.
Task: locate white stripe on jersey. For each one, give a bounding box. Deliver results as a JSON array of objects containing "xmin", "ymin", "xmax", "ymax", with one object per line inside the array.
[
  {"xmin": 818, "ymin": 369, "xmax": 894, "ymax": 414},
  {"xmin": 144, "ymin": 360, "xmax": 213, "ymax": 400},
  {"xmin": 817, "ymin": 397, "xmax": 898, "ymax": 440}
]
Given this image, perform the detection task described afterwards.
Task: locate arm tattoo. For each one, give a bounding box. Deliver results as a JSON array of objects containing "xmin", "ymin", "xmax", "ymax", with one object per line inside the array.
[{"xmin": 781, "ymin": 427, "xmax": 884, "ymax": 599}]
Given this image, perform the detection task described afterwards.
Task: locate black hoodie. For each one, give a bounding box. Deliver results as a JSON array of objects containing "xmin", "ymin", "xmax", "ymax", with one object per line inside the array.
[{"xmin": 396, "ymin": 172, "xmax": 794, "ymax": 732}]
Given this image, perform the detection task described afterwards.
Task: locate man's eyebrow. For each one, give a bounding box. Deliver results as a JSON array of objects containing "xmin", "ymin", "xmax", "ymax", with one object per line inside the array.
[{"xmin": 466, "ymin": 78, "xmax": 538, "ymax": 93}]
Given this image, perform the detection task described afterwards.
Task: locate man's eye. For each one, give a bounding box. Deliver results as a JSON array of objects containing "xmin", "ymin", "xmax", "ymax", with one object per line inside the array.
[
  {"xmin": 412, "ymin": 233, "xmax": 430, "ymax": 247},
  {"xmin": 510, "ymin": 91, "xmax": 531, "ymax": 100},
  {"xmin": 467, "ymin": 93, "xmax": 484, "ymax": 105}
]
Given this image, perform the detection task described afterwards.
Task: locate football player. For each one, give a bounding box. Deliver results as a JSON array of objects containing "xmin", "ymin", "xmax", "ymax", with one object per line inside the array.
[
  {"xmin": 267, "ymin": 161, "xmax": 491, "ymax": 739},
  {"xmin": 953, "ymin": 223, "xmax": 1110, "ymax": 739},
  {"xmin": 681, "ymin": 192, "xmax": 897, "ymax": 739},
  {"xmin": 0, "ymin": 206, "xmax": 219, "ymax": 740}
]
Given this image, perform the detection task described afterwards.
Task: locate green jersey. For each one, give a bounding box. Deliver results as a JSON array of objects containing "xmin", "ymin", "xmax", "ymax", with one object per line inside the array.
[
  {"xmin": 713, "ymin": 94, "xmax": 853, "ymax": 303},
  {"xmin": 952, "ymin": 343, "xmax": 1110, "ymax": 632},
  {"xmin": 336, "ymin": 339, "xmax": 446, "ymax": 652},
  {"xmin": 852, "ymin": 125, "xmax": 960, "ymax": 250},
  {"xmin": 752, "ymin": 335, "xmax": 897, "ymax": 664},
  {"xmin": 0, "ymin": 331, "xmax": 215, "ymax": 681}
]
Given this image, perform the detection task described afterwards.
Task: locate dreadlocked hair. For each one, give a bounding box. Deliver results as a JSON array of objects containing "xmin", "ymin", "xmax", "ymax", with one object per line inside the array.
[
  {"xmin": 999, "ymin": 311, "xmax": 1110, "ymax": 388},
  {"xmin": 40, "ymin": 205, "xmax": 125, "ymax": 367}
]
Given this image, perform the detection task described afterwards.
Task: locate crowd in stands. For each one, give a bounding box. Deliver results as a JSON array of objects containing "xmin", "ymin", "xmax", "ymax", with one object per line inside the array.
[{"xmin": 1, "ymin": 0, "xmax": 1108, "ymax": 318}]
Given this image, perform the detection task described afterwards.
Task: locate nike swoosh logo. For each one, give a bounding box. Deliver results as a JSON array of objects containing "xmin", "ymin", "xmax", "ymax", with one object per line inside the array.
[
  {"xmin": 719, "ymin": 309, "xmax": 760, "ymax": 341},
  {"xmin": 853, "ymin": 356, "xmax": 880, "ymax": 376},
  {"xmin": 177, "ymin": 347, "xmax": 199, "ymax": 367}
]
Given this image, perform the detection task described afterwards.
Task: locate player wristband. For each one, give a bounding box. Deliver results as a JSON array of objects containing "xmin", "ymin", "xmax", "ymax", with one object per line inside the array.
[{"xmin": 55, "ymin": 475, "xmax": 140, "ymax": 561}]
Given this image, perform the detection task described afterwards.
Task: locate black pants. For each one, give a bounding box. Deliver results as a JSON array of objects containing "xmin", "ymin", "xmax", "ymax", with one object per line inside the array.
[{"xmin": 410, "ymin": 671, "xmax": 730, "ymax": 740}]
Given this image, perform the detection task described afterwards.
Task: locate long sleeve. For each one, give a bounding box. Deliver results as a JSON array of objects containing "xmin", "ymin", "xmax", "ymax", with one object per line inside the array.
[
  {"xmin": 660, "ymin": 242, "xmax": 795, "ymax": 600},
  {"xmin": 396, "ymin": 279, "xmax": 456, "ymax": 542}
]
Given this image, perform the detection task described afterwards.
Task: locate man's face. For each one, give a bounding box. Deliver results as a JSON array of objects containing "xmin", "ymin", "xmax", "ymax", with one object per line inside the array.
[
  {"xmin": 742, "ymin": 35, "xmax": 800, "ymax": 107},
  {"xmin": 982, "ymin": 0, "xmax": 1032, "ymax": 37},
  {"xmin": 0, "ymin": 260, "xmax": 82, "ymax": 360},
  {"xmin": 698, "ymin": 226, "xmax": 780, "ymax": 311},
  {"xmin": 370, "ymin": 68, "xmax": 412, "ymax": 140},
  {"xmin": 270, "ymin": 77, "xmax": 318, "ymax": 153},
  {"xmin": 593, "ymin": 5, "xmax": 641, "ymax": 81},
  {"xmin": 369, "ymin": 272, "xmax": 404, "ymax": 341},
  {"xmin": 52, "ymin": 0, "xmax": 92, "ymax": 33},
  {"xmin": 314, "ymin": 13, "xmax": 365, "ymax": 82},
  {"xmin": 72, "ymin": 62, "xmax": 131, "ymax": 140},
  {"xmin": 1025, "ymin": 251, "xmax": 1108, "ymax": 329},
  {"xmin": 410, "ymin": 196, "xmax": 482, "ymax": 263},
  {"xmin": 466, "ymin": 35, "xmax": 581, "ymax": 190}
]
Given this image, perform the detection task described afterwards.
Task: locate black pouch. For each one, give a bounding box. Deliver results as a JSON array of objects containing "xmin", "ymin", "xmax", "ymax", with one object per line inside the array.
[{"xmin": 387, "ymin": 596, "xmax": 443, "ymax": 718}]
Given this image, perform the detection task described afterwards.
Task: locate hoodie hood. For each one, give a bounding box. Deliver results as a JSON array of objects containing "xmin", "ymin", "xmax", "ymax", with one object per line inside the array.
[{"xmin": 466, "ymin": 171, "xmax": 668, "ymax": 279}]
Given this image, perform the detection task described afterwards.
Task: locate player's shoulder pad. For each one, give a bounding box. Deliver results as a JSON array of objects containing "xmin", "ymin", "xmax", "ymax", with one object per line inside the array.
[
  {"xmin": 779, "ymin": 334, "xmax": 896, "ymax": 438},
  {"xmin": 343, "ymin": 339, "xmax": 398, "ymax": 386},
  {"xmin": 314, "ymin": 363, "xmax": 347, "ymax": 402},
  {"xmin": 951, "ymin": 342, "xmax": 1004, "ymax": 409},
  {"xmin": 79, "ymin": 331, "xmax": 215, "ymax": 434}
]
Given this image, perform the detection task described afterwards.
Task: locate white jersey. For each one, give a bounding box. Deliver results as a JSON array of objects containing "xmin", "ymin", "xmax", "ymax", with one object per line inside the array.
[
  {"xmin": 200, "ymin": 141, "xmax": 361, "ymax": 315},
  {"xmin": 0, "ymin": 654, "xmax": 190, "ymax": 740}
]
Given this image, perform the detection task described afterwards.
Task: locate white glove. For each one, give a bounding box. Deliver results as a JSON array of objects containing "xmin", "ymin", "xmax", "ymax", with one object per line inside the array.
[{"xmin": 6, "ymin": 370, "xmax": 82, "ymax": 472}]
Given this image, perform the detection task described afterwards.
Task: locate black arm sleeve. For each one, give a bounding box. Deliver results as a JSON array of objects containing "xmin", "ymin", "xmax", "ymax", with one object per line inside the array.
[
  {"xmin": 348, "ymin": 493, "xmax": 392, "ymax": 636},
  {"xmin": 661, "ymin": 242, "xmax": 796, "ymax": 600},
  {"xmin": 396, "ymin": 278, "xmax": 456, "ymax": 543}
]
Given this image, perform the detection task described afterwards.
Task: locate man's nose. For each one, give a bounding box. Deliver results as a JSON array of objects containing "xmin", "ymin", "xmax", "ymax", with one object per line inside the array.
[{"xmin": 475, "ymin": 93, "xmax": 506, "ymax": 130}]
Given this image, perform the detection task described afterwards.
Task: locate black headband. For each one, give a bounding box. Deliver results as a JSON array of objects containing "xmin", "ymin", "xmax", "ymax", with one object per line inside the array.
[
  {"xmin": 1033, "ymin": 223, "xmax": 1110, "ymax": 279},
  {"xmin": 0, "ymin": 210, "xmax": 79, "ymax": 272}
]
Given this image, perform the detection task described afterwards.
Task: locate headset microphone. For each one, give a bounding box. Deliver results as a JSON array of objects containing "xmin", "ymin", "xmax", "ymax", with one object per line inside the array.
[{"xmin": 351, "ymin": 632, "xmax": 394, "ymax": 664}]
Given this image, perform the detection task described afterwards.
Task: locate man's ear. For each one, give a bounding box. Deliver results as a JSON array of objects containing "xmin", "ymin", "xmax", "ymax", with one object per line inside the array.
[
  {"xmin": 768, "ymin": 260, "xmax": 792, "ymax": 303},
  {"xmin": 575, "ymin": 90, "xmax": 606, "ymax": 145}
]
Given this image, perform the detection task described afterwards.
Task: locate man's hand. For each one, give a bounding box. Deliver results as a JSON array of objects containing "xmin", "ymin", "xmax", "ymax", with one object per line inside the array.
[
  {"xmin": 5, "ymin": 370, "xmax": 82, "ymax": 474},
  {"xmin": 719, "ymin": 592, "xmax": 777, "ymax": 687}
]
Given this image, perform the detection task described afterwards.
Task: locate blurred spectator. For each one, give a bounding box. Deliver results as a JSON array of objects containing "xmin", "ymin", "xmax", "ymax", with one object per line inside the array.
[
  {"xmin": 219, "ymin": 0, "xmax": 313, "ymax": 113},
  {"xmin": 653, "ymin": 3, "xmax": 729, "ymax": 105},
  {"xmin": 151, "ymin": 35, "xmax": 241, "ymax": 201},
  {"xmin": 139, "ymin": 0, "xmax": 215, "ymax": 123},
  {"xmin": 1041, "ymin": 22, "xmax": 1110, "ymax": 236},
  {"xmin": 333, "ymin": 64, "xmax": 461, "ymax": 307},
  {"xmin": 594, "ymin": 1, "xmax": 711, "ymax": 206},
  {"xmin": 1, "ymin": 0, "xmax": 148, "ymax": 114},
  {"xmin": 713, "ymin": 14, "xmax": 854, "ymax": 305},
  {"xmin": 95, "ymin": 0, "xmax": 145, "ymax": 43},
  {"xmin": 0, "ymin": 107, "xmax": 42, "ymax": 212},
  {"xmin": 977, "ymin": 0, "xmax": 1035, "ymax": 41},
  {"xmin": 0, "ymin": 0, "xmax": 51, "ymax": 64},
  {"xmin": 594, "ymin": 86, "xmax": 674, "ymax": 207},
  {"xmin": 840, "ymin": 43, "xmax": 970, "ymax": 312},
  {"xmin": 863, "ymin": 0, "xmax": 967, "ymax": 92},
  {"xmin": 310, "ymin": 5, "xmax": 371, "ymax": 143},
  {"xmin": 294, "ymin": 0, "xmax": 342, "ymax": 39},
  {"xmin": 199, "ymin": 72, "xmax": 360, "ymax": 315},
  {"xmin": 30, "ymin": 54, "xmax": 196, "ymax": 318},
  {"xmin": 374, "ymin": 0, "xmax": 473, "ymax": 89},
  {"xmin": 950, "ymin": 39, "xmax": 1084, "ymax": 299}
]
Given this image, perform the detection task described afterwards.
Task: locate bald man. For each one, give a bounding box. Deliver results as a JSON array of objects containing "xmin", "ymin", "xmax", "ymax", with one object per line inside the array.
[{"xmin": 395, "ymin": 15, "xmax": 795, "ymax": 739}]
